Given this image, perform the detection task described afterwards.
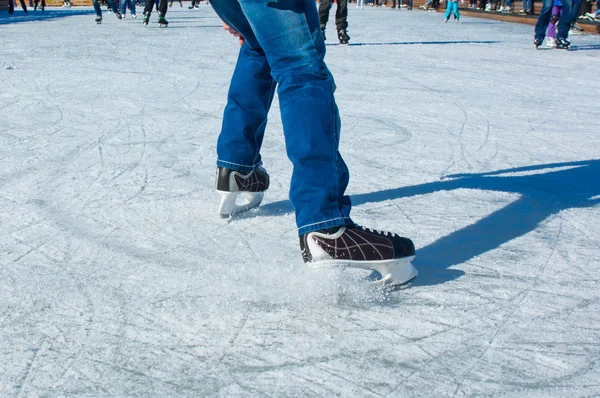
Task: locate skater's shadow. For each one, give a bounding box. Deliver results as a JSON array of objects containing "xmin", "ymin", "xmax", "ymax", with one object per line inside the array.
[
  {"xmin": 328, "ymin": 40, "xmax": 500, "ymax": 47},
  {"xmin": 568, "ymin": 44, "xmax": 600, "ymax": 51},
  {"xmin": 252, "ymin": 160, "xmax": 600, "ymax": 287},
  {"xmin": 0, "ymin": 8, "xmax": 95, "ymax": 25}
]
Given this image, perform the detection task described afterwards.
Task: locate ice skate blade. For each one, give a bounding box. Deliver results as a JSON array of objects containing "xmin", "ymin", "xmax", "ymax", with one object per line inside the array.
[
  {"xmin": 308, "ymin": 256, "xmax": 418, "ymax": 289},
  {"xmin": 217, "ymin": 190, "xmax": 264, "ymax": 218}
]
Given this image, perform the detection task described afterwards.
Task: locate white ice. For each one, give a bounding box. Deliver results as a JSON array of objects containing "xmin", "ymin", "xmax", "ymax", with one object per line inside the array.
[{"xmin": 1, "ymin": 5, "xmax": 600, "ymax": 397}]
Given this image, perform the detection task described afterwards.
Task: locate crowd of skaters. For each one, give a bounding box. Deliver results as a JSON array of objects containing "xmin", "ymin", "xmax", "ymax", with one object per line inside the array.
[{"xmin": 4, "ymin": 0, "xmax": 600, "ymax": 46}]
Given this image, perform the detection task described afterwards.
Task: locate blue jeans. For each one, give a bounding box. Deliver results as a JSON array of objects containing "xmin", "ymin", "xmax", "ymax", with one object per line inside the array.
[
  {"xmin": 121, "ymin": 0, "xmax": 136, "ymax": 15},
  {"xmin": 522, "ymin": 0, "xmax": 531, "ymax": 10},
  {"xmin": 92, "ymin": 0, "xmax": 119, "ymax": 15},
  {"xmin": 210, "ymin": 0, "xmax": 353, "ymax": 235},
  {"xmin": 445, "ymin": 0, "xmax": 459, "ymax": 18},
  {"xmin": 535, "ymin": 0, "xmax": 572, "ymax": 39}
]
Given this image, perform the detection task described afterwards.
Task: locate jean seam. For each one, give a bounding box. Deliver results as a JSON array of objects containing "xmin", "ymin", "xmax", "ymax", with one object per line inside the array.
[
  {"xmin": 217, "ymin": 159, "xmax": 262, "ymax": 170},
  {"xmin": 298, "ymin": 216, "xmax": 352, "ymax": 235}
]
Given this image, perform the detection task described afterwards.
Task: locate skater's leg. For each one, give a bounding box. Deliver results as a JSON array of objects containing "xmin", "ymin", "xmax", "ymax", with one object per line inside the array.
[
  {"xmin": 535, "ymin": 0, "xmax": 555, "ymax": 40},
  {"xmin": 217, "ymin": 47, "xmax": 277, "ymax": 172},
  {"xmin": 92, "ymin": 0, "xmax": 103, "ymax": 16},
  {"xmin": 334, "ymin": 0, "xmax": 348, "ymax": 31},
  {"xmin": 19, "ymin": 0, "xmax": 27, "ymax": 11},
  {"xmin": 555, "ymin": 0, "xmax": 572, "ymax": 39},
  {"xmin": 547, "ymin": 6, "xmax": 559, "ymax": 38},
  {"xmin": 210, "ymin": 3, "xmax": 276, "ymax": 172},
  {"xmin": 212, "ymin": 0, "xmax": 352, "ymax": 234},
  {"xmin": 319, "ymin": 0, "xmax": 332, "ymax": 27},
  {"xmin": 445, "ymin": 0, "xmax": 452, "ymax": 18},
  {"xmin": 158, "ymin": 0, "xmax": 168, "ymax": 14},
  {"xmin": 107, "ymin": 0, "xmax": 120, "ymax": 14},
  {"xmin": 453, "ymin": 1, "xmax": 459, "ymax": 18},
  {"xmin": 143, "ymin": 0, "xmax": 153, "ymax": 14}
]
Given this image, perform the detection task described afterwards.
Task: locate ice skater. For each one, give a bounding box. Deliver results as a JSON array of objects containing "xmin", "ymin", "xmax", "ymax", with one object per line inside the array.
[
  {"xmin": 210, "ymin": 0, "xmax": 418, "ymax": 288},
  {"xmin": 319, "ymin": 0, "xmax": 350, "ymax": 44},
  {"xmin": 444, "ymin": 0, "xmax": 460, "ymax": 21},
  {"xmin": 143, "ymin": 0, "xmax": 168, "ymax": 27},
  {"xmin": 33, "ymin": 0, "xmax": 45, "ymax": 11},
  {"xmin": 120, "ymin": 0, "xmax": 137, "ymax": 18},
  {"xmin": 545, "ymin": 0, "xmax": 563, "ymax": 47},
  {"xmin": 534, "ymin": 0, "xmax": 573, "ymax": 48},
  {"xmin": 93, "ymin": 0, "xmax": 122, "ymax": 23},
  {"xmin": 8, "ymin": 0, "xmax": 28, "ymax": 14}
]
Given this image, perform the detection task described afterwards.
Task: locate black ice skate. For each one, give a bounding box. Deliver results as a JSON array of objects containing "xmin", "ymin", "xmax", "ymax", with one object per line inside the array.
[
  {"xmin": 114, "ymin": 11, "xmax": 122, "ymax": 19},
  {"xmin": 534, "ymin": 37, "xmax": 543, "ymax": 48},
  {"xmin": 321, "ymin": 25, "xmax": 327, "ymax": 41},
  {"xmin": 337, "ymin": 29, "xmax": 350, "ymax": 45},
  {"xmin": 556, "ymin": 37, "xmax": 570, "ymax": 49},
  {"xmin": 158, "ymin": 13, "xmax": 168, "ymax": 27},
  {"xmin": 216, "ymin": 166, "xmax": 269, "ymax": 217},
  {"xmin": 300, "ymin": 225, "xmax": 418, "ymax": 288},
  {"xmin": 143, "ymin": 11, "xmax": 150, "ymax": 26},
  {"xmin": 95, "ymin": 15, "xmax": 102, "ymax": 23}
]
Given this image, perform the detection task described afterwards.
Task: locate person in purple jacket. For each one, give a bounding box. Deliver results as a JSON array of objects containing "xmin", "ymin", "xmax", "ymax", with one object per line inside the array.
[{"xmin": 545, "ymin": 0, "xmax": 564, "ymax": 47}]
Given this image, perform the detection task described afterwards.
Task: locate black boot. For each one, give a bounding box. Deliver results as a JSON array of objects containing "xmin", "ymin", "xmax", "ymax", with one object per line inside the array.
[{"xmin": 337, "ymin": 29, "xmax": 350, "ymax": 45}]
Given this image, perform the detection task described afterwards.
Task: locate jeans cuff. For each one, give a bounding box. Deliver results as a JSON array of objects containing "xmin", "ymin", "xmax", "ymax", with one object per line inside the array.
[
  {"xmin": 216, "ymin": 159, "xmax": 262, "ymax": 173},
  {"xmin": 298, "ymin": 217, "xmax": 353, "ymax": 236}
]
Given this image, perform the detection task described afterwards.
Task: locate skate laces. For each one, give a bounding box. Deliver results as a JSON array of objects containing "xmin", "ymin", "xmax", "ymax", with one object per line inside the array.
[{"xmin": 356, "ymin": 225, "xmax": 395, "ymax": 237}]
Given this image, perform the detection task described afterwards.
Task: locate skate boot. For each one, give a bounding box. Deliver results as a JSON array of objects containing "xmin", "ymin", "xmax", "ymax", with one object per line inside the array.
[
  {"xmin": 216, "ymin": 166, "xmax": 269, "ymax": 217},
  {"xmin": 321, "ymin": 25, "xmax": 326, "ymax": 41},
  {"xmin": 300, "ymin": 225, "xmax": 418, "ymax": 288},
  {"xmin": 158, "ymin": 12, "xmax": 168, "ymax": 27},
  {"xmin": 546, "ymin": 37, "xmax": 556, "ymax": 48},
  {"xmin": 555, "ymin": 37, "xmax": 570, "ymax": 49},
  {"xmin": 115, "ymin": 11, "xmax": 122, "ymax": 19},
  {"xmin": 95, "ymin": 15, "xmax": 102, "ymax": 23},
  {"xmin": 143, "ymin": 11, "xmax": 150, "ymax": 26},
  {"xmin": 8, "ymin": 3, "xmax": 14, "ymax": 13},
  {"xmin": 534, "ymin": 37, "xmax": 543, "ymax": 48},
  {"xmin": 337, "ymin": 29, "xmax": 350, "ymax": 45}
]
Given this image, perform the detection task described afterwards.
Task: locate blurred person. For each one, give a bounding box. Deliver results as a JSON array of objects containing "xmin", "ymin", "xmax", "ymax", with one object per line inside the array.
[
  {"xmin": 535, "ymin": 0, "xmax": 573, "ymax": 48},
  {"xmin": 93, "ymin": 0, "xmax": 122, "ymax": 23},
  {"xmin": 319, "ymin": 0, "xmax": 350, "ymax": 44}
]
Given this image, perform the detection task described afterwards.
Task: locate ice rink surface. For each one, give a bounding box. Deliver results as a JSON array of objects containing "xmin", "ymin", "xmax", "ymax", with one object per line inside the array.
[{"xmin": 2, "ymin": 4, "xmax": 600, "ymax": 396}]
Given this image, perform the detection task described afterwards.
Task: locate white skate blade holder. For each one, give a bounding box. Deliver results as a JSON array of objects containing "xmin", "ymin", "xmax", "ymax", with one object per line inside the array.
[
  {"xmin": 217, "ymin": 190, "xmax": 264, "ymax": 218},
  {"xmin": 309, "ymin": 256, "xmax": 418, "ymax": 288}
]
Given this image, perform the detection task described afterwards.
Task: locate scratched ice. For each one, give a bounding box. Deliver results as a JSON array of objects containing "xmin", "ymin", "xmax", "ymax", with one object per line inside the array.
[{"xmin": 1, "ymin": 5, "xmax": 600, "ymax": 397}]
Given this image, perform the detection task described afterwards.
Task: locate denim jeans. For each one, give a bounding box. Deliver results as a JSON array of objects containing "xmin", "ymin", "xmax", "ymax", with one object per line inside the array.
[
  {"xmin": 522, "ymin": 0, "xmax": 531, "ymax": 10},
  {"xmin": 121, "ymin": 0, "xmax": 136, "ymax": 15},
  {"xmin": 535, "ymin": 0, "xmax": 572, "ymax": 39},
  {"xmin": 210, "ymin": 0, "xmax": 353, "ymax": 235},
  {"xmin": 92, "ymin": 0, "xmax": 119, "ymax": 15}
]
